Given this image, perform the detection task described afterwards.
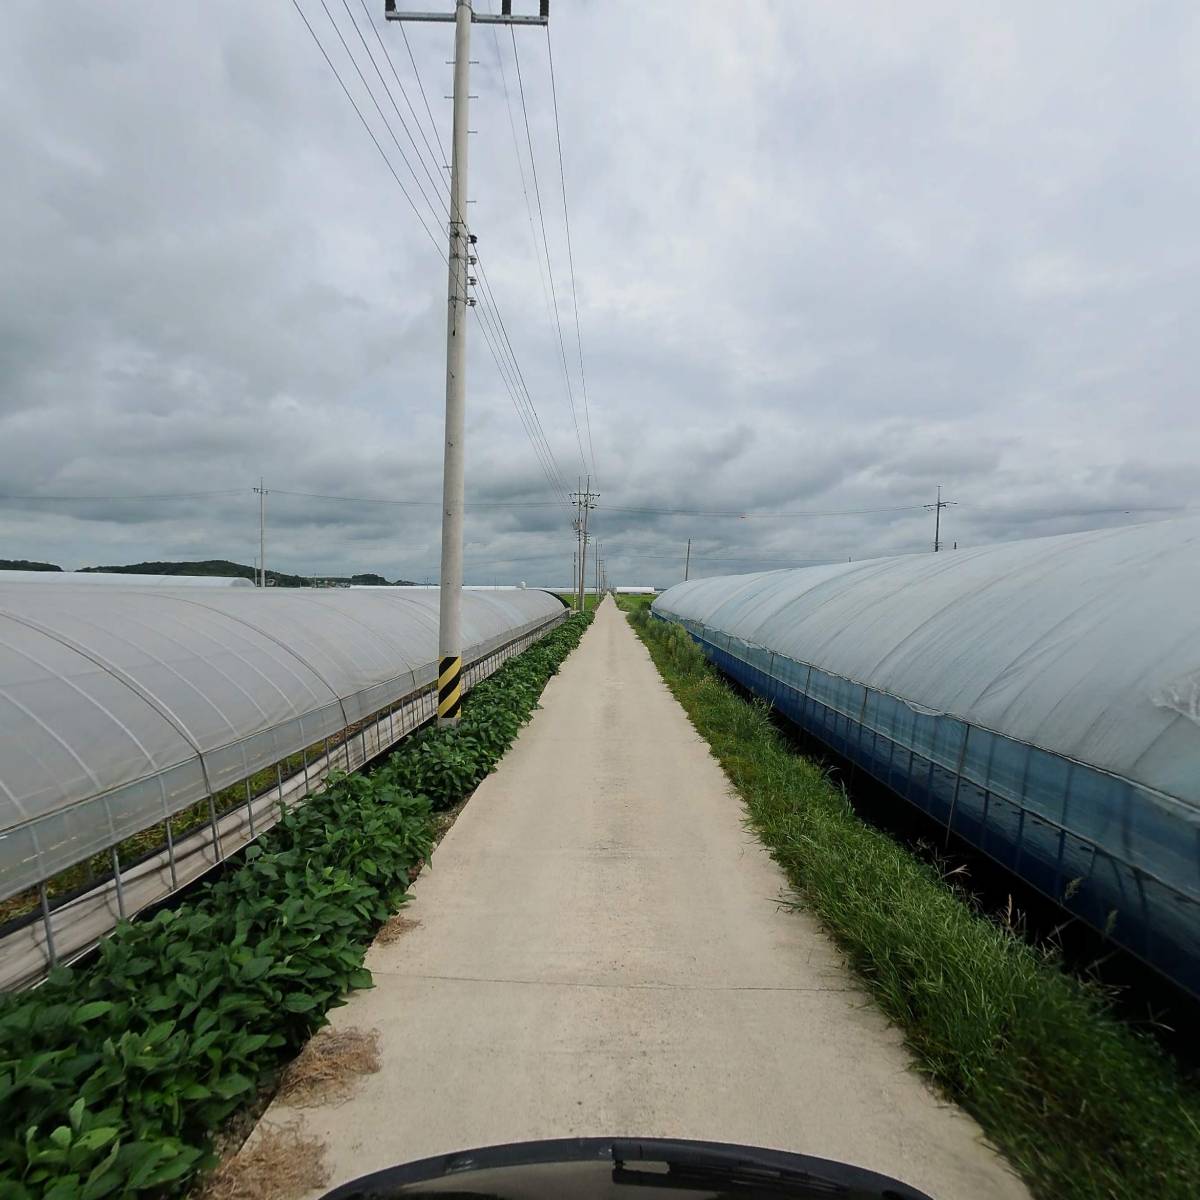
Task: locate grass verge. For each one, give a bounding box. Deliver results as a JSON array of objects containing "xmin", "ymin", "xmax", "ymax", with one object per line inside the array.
[
  {"xmin": 621, "ymin": 597, "xmax": 1200, "ymax": 1200},
  {"xmin": 553, "ymin": 592, "xmax": 601, "ymax": 612},
  {"xmin": 0, "ymin": 612, "xmax": 592, "ymax": 1200}
]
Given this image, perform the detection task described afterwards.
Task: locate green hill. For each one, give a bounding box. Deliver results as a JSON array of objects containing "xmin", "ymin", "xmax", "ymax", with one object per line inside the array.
[
  {"xmin": 0, "ymin": 559, "xmax": 63, "ymax": 572},
  {"xmin": 76, "ymin": 560, "xmax": 415, "ymax": 587},
  {"xmin": 79, "ymin": 559, "xmax": 310, "ymax": 587}
]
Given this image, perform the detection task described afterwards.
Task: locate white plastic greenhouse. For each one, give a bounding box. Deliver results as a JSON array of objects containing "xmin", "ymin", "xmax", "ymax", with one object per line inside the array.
[
  {"xmin": 0, "ymin": 584, "xmax": 565, "ymax": 986},
  {"xmin": 653, "ymin": 517, "xmax": 1200, "ymax": 997},
  {"xmin": 0, "ymin": 571, "xmax": 254, "ymax": 587}
]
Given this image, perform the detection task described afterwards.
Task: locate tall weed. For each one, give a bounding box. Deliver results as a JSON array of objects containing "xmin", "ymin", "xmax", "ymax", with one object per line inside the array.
[{"xmin": 629, "ymin": 612, "xmax": 1200, "ymax": 1200}]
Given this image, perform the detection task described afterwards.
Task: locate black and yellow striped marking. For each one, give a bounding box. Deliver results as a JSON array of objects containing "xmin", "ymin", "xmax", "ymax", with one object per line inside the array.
[{"xmin": 437, "ymin": 654, "xmax": 463, "ymax": 720}]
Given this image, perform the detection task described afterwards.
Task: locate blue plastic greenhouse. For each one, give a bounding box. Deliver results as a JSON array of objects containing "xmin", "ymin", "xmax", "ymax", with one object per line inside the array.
[{"xmin": 653, "ymin": 518, "xmax": 1200, "ymax": 998}]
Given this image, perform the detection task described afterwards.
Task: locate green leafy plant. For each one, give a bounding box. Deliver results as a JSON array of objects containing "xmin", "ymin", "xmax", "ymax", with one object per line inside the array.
[{"xmin": 0, "ymin": 612, "xmax": 592, "ymax": 1199}]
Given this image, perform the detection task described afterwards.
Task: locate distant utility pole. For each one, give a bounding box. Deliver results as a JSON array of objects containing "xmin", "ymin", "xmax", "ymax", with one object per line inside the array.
[
  {"xmin": 925, "ymin": 484, "xmax": 957, "ymax": 552},
  {"xmin": 684, "ymin": 537, "xmax": 691, "ymax": 582},
  {"xmin": 386, "ymin": 0, "xmax": 549, "ymax": 725},
  {"xmin": 595, "ymin": 541, "xmax": 602, "ymax": 599},
  {"xmin": 571, "ymin": 478, "xmax": 598, "ymax": 612},
  {"xmin": 254, "ymin": 478, "xmax": 268, "ymax": 587}
]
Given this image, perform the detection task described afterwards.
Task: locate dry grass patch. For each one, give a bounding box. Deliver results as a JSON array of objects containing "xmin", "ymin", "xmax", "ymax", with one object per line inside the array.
[
  {"xmin": 375, "ymin": 912, "xmax": 421, "ymax": 944},
  {"xmin": 201, "ymin": 1122, "xmax": 328, "ymax": 1200},
  {"xmin": 277, "ymin": 1026, "xmax": 381, "ymax": 1107}
]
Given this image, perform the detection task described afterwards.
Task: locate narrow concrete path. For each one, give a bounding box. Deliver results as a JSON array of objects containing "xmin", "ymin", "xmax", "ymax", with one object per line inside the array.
[{"xmin": 249, "ymin": 597, "xmax": 1029, "ymax": 1199}]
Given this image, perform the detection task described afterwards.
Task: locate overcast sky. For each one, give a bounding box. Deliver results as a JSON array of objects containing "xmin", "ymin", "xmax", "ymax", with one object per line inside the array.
[{"xmin": 2, "ymin": 1, "xmax": 1198, "ymax": 586}]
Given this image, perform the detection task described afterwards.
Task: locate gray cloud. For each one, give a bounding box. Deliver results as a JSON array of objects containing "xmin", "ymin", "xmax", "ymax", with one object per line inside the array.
[{"xmin": 1, "ymin": 0, "xmax": 1197, "ymax": 588}]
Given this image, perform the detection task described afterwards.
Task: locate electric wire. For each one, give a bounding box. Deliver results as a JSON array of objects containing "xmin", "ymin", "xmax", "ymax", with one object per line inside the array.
[
  {"xmin": 474, "ymin": 248, "xmax": 572, "ymax": 504},
  {"xmin": 289, "ymin": 0, "xmax": 445, "ymax": 260},
  {"xmin": 0, "ymin": 491, "xmax": 246, "ymax": 502},
  {"xmin": 488, "ymin": 5, "xmax": 555, "ymax": 321},
  {"xmin": 508, "ymin": 24, "xmax": 589, "ymax": 476},
  {"xmin": 545, "ymin": 25, "xmax": 597, "ymax": 484},
  {"xmin": 601, "ymin": 503, "xmax": 932, "ymax": 518},
  {"xmin": 271, "ymin": 489, "xmax": 565, "ymax": 509},
  {"xmin": 353, "ymin": 6, "xmax": 573, "ymax": 513},
  {"xmin": 471, "ymin": 300, "xmax": 572, "ymax": 508},
  {"xmin": 360, "ymin": 5, "xmax": 574, "ymax": 520},
  {"xmin": 473, "ymin": 310, "xmax": 562, "ymax": 504},
  {"xmin": 346, "ymin": 0, "xmax": 450, "ymax": 216},
  {"xmin": 397, "ymin": 17, "xmax": 448, "ymax": 168},
  {"xmin": 296, "ymin": 0, "xmax": 574, "ymax": 516},
  {"xmin": 473, "ymin": 276, "xmax": 574, "ymax": 510},
  {"xmin": 320, "ymin": 0, "xmax": 446, "ymax": 234}
]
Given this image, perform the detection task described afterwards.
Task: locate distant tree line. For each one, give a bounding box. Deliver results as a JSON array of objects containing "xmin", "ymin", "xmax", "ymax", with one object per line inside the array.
[
  {"xmin": 0, "ymin": 559, "xmax": 62, "ymax": 572},
  {"xmin": 1, "ymin": 559, "xmax": 415, "ymax": 585}
]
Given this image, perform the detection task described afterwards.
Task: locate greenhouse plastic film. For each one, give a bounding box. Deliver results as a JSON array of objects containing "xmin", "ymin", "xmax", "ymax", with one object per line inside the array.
[
  {"xmin": 653, "ymin": 518, "xmax": 1200, "ymax": 996},
  {"xmin": 0, "ymin": 584, "xmax": 564, "ymax": 901}
]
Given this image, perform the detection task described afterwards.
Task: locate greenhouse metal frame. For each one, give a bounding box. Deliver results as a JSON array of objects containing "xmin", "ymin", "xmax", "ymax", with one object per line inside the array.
[{"xmin": 0, "ymin": 584, "xmax": 566, "ymax": 988}]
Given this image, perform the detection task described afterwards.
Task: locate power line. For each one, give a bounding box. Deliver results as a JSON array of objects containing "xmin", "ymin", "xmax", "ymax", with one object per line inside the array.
[
  {"xmin": 601, "ymin": 503, "xmax": 932, "ymax": 518},
  {"xmin": 398, "ymin": 19, "xmax": 447, "ymax": 169},
  {"xmin": 0, "ymin": 490, "xmax": 245, "ymax": 502},
  {"xmin": 355, "ymin": 0, "xmax": 447, "ymax": 197},
  {"xmin": 474, "ymin": 247, "xmax": 572, "ymax": 505},
  {"xmin": 295, "ymin": 0, "xmax": 570, "ymax": 515},
  {"xmin": 475, "ymin": 321, "xmax": 571, "ymax": 509},
  {"xmin": 402, "ymin": 550, "xmax": 576, "ymax": 571},
  {"xmin": 471, "ymin": 301, "xmax": 572, "ymax": 510},
  {"xmin": 343, "ymin": 0, "xmax": 448, "ymax": 220},
  {"xmin": 488, "ymin": 3, "xmax": 554, "ymax": 321},
  {"xmin": 319, "ymin": 0, "xmax": 445, "ymax": 233},
  {"xmin": 271, "ymin": 489, "xmax": 562, "ymax": 508},
  {"xmin": 545, "ymin": 24, "xmax": 597, "ymax": 484},
  {"xmin": 289, "ymin": 0, "xmax": 445, "ymax": 259},
  {"xmin": 508, "ymin": 23, "xmax": 588, "ymax": 477},
  {"xmin": 345, "ymin": 3, "xmax": 571, "ymax": 515}
]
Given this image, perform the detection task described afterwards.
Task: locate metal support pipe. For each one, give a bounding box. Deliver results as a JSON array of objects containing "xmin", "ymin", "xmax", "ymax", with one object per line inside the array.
[
  {"xmin": 165, "ymin": 815, "xmax": 178, "ymax": 888},
  {"xmin": 39, "ymin": 882, "xmax": 57, "ymax": 967},
  {"xmin": 244, "ymin": 777, "xmax": 256, "ymax": 839},
  {"xmin": 207, "ymin": 795, "xmax": 223, "ymax": 861},
  {"xmin": 111, "ymin": 847, "xmax": 126, "ymax": 919}
]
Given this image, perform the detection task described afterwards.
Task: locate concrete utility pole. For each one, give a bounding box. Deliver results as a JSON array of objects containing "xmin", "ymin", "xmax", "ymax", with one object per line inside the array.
[
  {"xmin": 570, "ymin": 479, "xmax": 598, "ymax": 612},
  {"xmin": 595, "ymin": 541, "xmax": 601, "ymax": 599},
  {"xmin": 684, "ymin": 537, "xmax": 691, "ymax": 582},
  {"xmin": 925, "ymin": 484, "xmax": 957, "ymax": 553},
  {"xmin": 386, "ymin": 0, "xmax": 550, "ymax": 724},
  {"xmin": 254, "ymin": 479, "xmax": 268, "ymax": 587}
]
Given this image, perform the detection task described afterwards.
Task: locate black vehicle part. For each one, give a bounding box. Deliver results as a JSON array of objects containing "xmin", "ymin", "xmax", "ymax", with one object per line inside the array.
[{"xmin": 319, "ymin": 1136, "xmax": 931, "ymax": 1200}]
